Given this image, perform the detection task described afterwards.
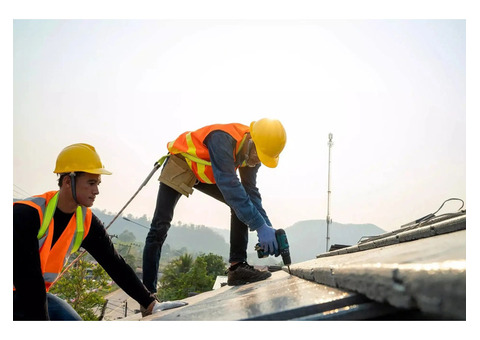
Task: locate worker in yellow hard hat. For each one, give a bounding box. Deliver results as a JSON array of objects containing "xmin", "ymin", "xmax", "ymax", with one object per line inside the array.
[
  {"xmin": 13, "ymin": 143, "xmax": 186, "ymax": 320},
  {"xmin": 143, "ymin": 119, "xmax": 287, "ymax": 291}
]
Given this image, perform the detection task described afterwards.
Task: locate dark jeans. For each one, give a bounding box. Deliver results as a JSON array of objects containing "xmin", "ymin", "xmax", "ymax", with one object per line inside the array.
[
  {"xmin": 13, "ymin": 292, "xmax": 82, "ymax": 320},
  {"xmin": 142, "ymin": 182, "xmax": 249, "ymax": 294},
  {"xmin": 46, "ymin": 293, "xmax": 82, "ymax": 320}
]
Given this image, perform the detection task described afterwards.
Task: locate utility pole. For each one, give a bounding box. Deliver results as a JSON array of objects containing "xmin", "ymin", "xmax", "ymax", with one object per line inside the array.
[{"xmin": 326, "ymin": 133, "xmax": 334, "ymax": 252}]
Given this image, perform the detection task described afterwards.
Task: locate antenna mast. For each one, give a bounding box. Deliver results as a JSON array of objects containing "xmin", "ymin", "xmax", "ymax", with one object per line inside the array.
[{"xmin": 326, "ymin": 133, "xmax": 334, "ymax": 252}]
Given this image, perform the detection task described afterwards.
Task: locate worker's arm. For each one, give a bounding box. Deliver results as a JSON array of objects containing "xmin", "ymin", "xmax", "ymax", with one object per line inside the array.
[
  {"xmin": 239, "ymin": 165, "xmax": 272, "ymax": 226},
  {"xmin": 81, "ymin": 215, "xmax": 156, "ymax": 309},
  {"xmin": 205, "ymin": 130, "xmax": 270, "ymax": 231},
  {"xmin": 13, "ymin": 204, "xmax": 49, "ymax": 320}
]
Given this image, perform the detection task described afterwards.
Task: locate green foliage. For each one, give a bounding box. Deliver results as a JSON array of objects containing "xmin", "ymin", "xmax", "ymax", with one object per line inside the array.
[
  {"xmin": 118, "ymin": 230, "xmax": 136, "ymax": 243},
  {"xmin": 112, "ymin": 234, "xmax": 142, "ymax": 269},
  {"xmin": 158, "ymin": 253, "xmax": 226, "ymax": 301},
  {"xmin": 201, "ymin": 252, "xmax": 228, "ymax": 277},
  {"xmin": 177, "ymin": 253, "xmax": 194, "ymax": 273},
  {"xmin": 49, "ymin": 260, "xmax": 112, "ymax": 320}
]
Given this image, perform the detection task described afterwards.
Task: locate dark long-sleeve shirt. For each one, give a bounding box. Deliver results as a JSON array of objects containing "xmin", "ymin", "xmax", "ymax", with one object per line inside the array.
[
  {"xmin": 204, "ymin": 130, "xmax": 272, "ymax": 231},
  {"xmin": 13, "ymin": 203, "xmax": 156, "ymax": 320}
]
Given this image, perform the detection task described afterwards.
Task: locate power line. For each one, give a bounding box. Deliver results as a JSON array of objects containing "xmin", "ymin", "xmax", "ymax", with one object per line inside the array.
[{"xmin": 13, "ymin": 184, "xmax": 31, "ymax": 199}]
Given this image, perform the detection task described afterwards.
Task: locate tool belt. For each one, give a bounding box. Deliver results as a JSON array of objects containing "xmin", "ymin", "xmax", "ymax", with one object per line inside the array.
[{"xmin": 158, "ymin": 154, "xmax": 196, "ymax": 197}]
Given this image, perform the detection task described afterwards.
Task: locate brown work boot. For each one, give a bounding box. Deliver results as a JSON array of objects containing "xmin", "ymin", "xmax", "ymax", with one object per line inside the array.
[{"xmin": 227, "ymin": 262, "xmax": 271, "ymax": 286}]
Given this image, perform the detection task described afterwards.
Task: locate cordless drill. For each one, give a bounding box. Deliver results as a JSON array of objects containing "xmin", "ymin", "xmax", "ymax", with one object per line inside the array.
[{"xmin": 255, "ymin": 229, "xmax": 292, "ymax": 274}]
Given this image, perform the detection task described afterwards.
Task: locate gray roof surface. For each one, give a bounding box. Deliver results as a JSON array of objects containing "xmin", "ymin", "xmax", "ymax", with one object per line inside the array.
[{"xmin": 125, "ymin": 213, "xmax": 465, "ymax": 321}]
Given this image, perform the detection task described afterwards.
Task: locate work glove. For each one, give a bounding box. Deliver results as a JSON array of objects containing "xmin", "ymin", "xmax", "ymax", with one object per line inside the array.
[
  {"xmin": 141, "ymin": 299, "xmax": 188, "ymax": 317},
  {"xmin": 256, "ymin": 224, "xmax": 278, "ymax": 255}
]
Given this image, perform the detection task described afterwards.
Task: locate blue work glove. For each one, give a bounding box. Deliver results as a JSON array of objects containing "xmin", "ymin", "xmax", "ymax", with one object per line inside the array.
[{"xmin": 256, "ymin": 224, "xmax": 278, "ymax": 255}]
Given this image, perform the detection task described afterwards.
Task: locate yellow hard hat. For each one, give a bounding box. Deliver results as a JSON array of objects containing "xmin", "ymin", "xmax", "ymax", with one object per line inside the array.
[
  {"xmin": 54, "ymin": 143, "xmax": 112, "ymax": 175},
  {"xmin": 250, "ymin": 118, "xmax": 286, "ymax": 168}
]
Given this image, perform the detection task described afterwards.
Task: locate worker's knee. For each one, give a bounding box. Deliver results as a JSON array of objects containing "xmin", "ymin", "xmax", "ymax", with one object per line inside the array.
[{"xmin": 146, "ymin": 223, "xmax": 170, "ymax": 244}]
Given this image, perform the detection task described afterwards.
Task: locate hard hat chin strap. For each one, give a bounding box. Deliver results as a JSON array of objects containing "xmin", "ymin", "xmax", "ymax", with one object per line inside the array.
[{"xmin": 69, "ymin": 172, "xmax": 80, "ymax": 205}]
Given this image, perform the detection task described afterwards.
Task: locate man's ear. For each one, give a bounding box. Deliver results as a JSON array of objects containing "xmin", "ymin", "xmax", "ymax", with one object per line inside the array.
[{"xmin": 62, "ymin": 175, "xmax": 72, "ymax": 188}]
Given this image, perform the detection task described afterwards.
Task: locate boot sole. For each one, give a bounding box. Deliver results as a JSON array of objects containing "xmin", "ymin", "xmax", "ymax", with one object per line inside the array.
[{"xmin": 227, "ymin": 272, "xmax": 272, "ymax": 286}]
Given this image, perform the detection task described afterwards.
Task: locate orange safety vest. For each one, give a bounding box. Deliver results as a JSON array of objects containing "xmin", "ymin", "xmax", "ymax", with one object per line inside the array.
[
  {"xmin": 167, "ymin": 123, "xmax": 250, "ymax": 184},
  {"xmin": 13, "ymin": 191, "xmax": 92, "ymax": 292}
]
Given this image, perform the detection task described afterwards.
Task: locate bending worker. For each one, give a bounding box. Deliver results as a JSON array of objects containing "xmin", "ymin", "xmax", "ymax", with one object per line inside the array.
[
  {"xmin": 143, "ymin": 118, "xmax": 287, "ymax": 291},
  {"xmin": 13, "ymin": 143, "xmax": 186, "ymax": 320}
]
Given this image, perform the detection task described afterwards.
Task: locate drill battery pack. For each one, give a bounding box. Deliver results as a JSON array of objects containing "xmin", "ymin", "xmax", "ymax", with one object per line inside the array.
[{"xmin": 255, "ymin": 229, "xmax": 291, "ymax": 266}]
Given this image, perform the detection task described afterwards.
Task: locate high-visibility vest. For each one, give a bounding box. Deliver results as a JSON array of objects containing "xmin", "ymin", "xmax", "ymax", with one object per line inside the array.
[
  {"xmin": 13, "ymin": 191, "xmax": 92, "ymax": 292},
  {"xmin": 167, "ymin": 123, "xmax": 250, "ymax": 184}
]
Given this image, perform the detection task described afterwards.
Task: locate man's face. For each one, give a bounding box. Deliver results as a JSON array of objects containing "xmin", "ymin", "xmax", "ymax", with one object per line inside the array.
[{"xmin": 74, "ymin": 173, "xmax": 101, "ymax": 207}]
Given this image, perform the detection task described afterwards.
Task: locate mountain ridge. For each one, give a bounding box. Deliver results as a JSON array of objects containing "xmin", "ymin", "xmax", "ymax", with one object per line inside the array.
[{"xmin": 92, "ymin": 209, "xmax": 386, "ymax": 264}]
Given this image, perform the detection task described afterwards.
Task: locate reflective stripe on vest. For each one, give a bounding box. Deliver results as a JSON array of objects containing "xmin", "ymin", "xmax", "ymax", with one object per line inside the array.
[
  {"xmin": 44, "ymin": 272, "xmax": 58, "ymax": 285},
  {"xmin": 13, "ymin": 191, "xmax": 91, "ymax": 292},
  {"xmin": 167, "ymin": 123, "xmax": 250, "ymax": 184},
  {"xmin": 35, "ymin": 192, "xmax": 85, "ymax": 254},
  {"xmin": 185, "ymin": 131, "xmax": 213, "ymax": 183}
]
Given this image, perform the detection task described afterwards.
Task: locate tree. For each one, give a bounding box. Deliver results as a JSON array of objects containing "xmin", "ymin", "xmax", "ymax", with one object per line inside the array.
[
  {"xmin": 49, "ymin": 260, "xmax": 112, "ymax": 320},
  {"xmin": 118, "ymin": 230, "xmax": 136, "ymax": 243},
  {"xmin": 182, "ymin": 257, "xmax": 213, "ymax": 294},
  {"xmin": 158, "ymin": 253, "xmax": 227, "ymax": 301},
  {"xmin": 177, "ymin": 253, "xmax": 194, "ymax": 273},
  {"xmin": 158, "ymin": 253, "xmax": 194, "ymax": 300},
  {"xmin": 201, "ymin": 253, "xmax": 227, "ymax": 277}
]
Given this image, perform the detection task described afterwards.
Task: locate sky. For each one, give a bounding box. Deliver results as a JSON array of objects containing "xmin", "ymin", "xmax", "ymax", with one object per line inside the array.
[
  {"xmin": 9, "ymin": 5, "xmax": 471, "ymax": 236},
  {"xmin": 4, "ymin": 0, "xmax": 479, "ymax": 335}
]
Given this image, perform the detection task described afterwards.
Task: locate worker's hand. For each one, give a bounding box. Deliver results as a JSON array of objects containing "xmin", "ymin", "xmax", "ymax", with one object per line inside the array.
[
  {"xmin": 256, "ymin": 224, "xmax": 278, "ymax": 255},
  {"xmin": 141, "ymin": 300, "xmax": 188, "ymax": 317}
]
